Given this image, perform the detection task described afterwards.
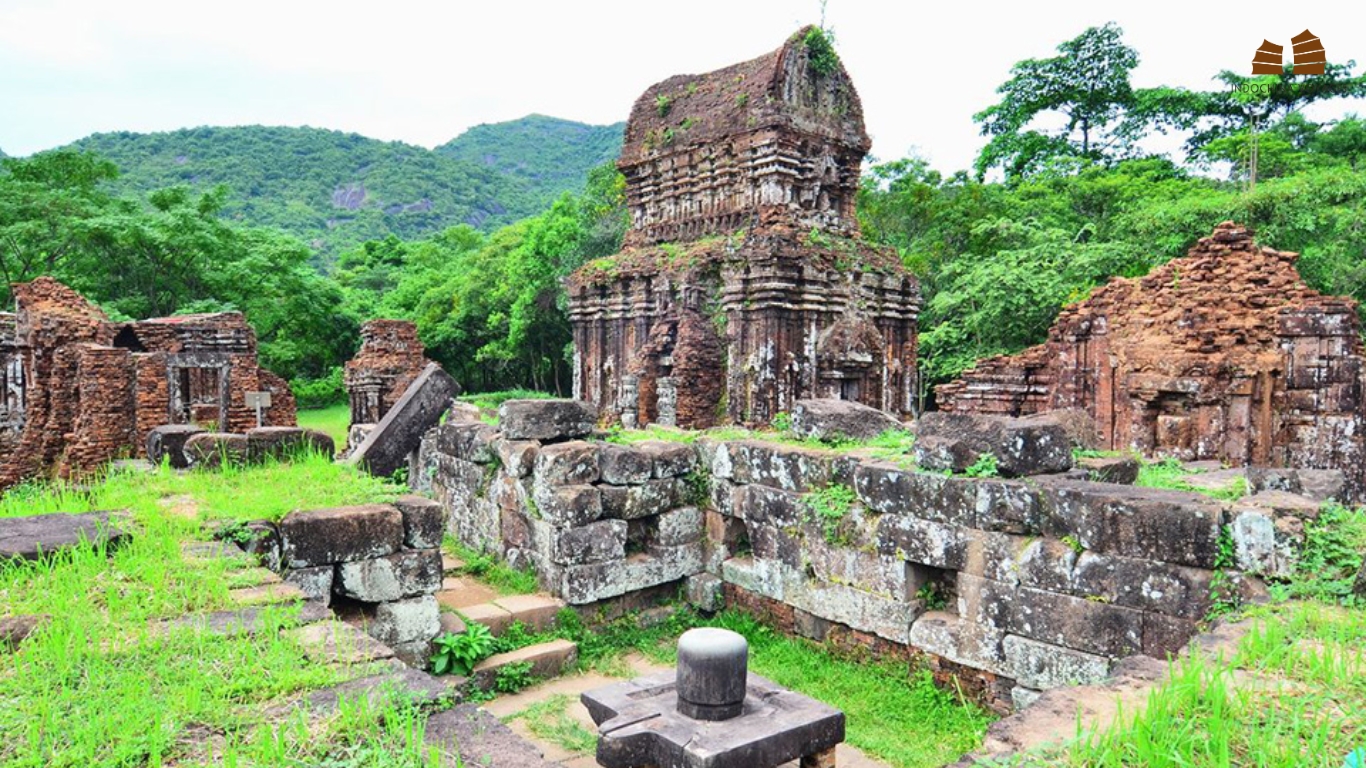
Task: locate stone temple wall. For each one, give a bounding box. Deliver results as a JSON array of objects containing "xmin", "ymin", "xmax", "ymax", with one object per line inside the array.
[
  {"xmin": 0, "ymin": 277, "xmax": 294, "ymax": 489},
  {"xmin": 418, "ymin": 403, "xmax": 1300, "ymax": 713},
  {"xmin": 345, "ymin": 320, "xmax": 431, "ymax": 428},
  {"xmin": 937, "ymin": 223, "xmax": 1366, "ymax": 495},
  {"xmin": 568, "ymin": 28, "xmax": 921, "ymax": 429}
]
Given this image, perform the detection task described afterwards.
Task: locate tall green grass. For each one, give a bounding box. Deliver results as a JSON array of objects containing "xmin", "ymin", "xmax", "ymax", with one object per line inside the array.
[{"xmin": 297, "ymin": 402, "xmax": 352, "ymax": 449}]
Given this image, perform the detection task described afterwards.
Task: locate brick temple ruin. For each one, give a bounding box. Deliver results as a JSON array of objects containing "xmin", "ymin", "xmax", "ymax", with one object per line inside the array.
[
  {"xmin": 344, "ymin": 319, "xmax": 433, "ymax": 447},
  {"xmin": 0, "ymin": 277, "xmax": 295, "ymax": 489},
  {"xmin": 938, "ymin": 223, "xmax": 1366, "ymax": 490},
  {"xmin": 567, "ymin": 27, "xmax": 921, "ymax": 429}
]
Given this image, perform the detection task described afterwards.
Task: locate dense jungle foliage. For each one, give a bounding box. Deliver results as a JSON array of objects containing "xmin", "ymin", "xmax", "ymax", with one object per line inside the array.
[{"xmin": 2, "ymin": 24, "xmax": 1364, "ymax": 408}]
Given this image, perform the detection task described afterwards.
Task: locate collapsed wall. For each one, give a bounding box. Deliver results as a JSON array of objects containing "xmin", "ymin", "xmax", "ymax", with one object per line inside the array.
[
  {"xmin": 0, "ymin": 277, "xmax": 294, "ymax": 489},
  {"xmin": 568, "ymin": 28, "xmax": 920, "ymax": 428},
  {"xmin": 419, "ymin": 401, "xmax": 1300, "ymax": 713},
  {"xmin": 937, "ymin": 223, "xmax": 1366, "ymax": 494}
]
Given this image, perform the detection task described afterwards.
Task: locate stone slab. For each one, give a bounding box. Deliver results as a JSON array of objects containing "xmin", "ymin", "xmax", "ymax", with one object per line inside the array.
[
  {"xmin": 348, "ymin": 362, "xmax": 459, "ymax": 477},
  {"xmin": 492, "ymin": 594, "xmax": 565, "ymax": 632},
  {"xmin": 499, "ymin": 399, "xmax": 598, "ymax": 442},
  {"xmin": 395, "ymin": 495, "xmax": 445, "ymax": 549},
  {"xmin": 335, "ymin": 548, "xmax": 443, "ymax": 602},
  {"xmin": 426, "ymin": 703, "xmax": 556, "ymax": 768},
  {"xmin": 471, "ymin": 639, "xmax": 578, "ymax": 689},
  {"xmin": 278, "ymin": 503, "xmax": 403, "ymax": 568},
  {"xmin": 166, "ymin": 601, "xmax": 331, "ymax": 637},
  {"xmin": 227, "ymin": 582, "xmax": 307, "ymax": 607},
  {"xmin": 0, "ymin": 511, "xmax": 127, "ymax": 561},
  {"xmin": 285, "ymin": 620, "xmax": 396, "ymax": 664},
  {"xmin": 369, "ymin": 595, "xmax": 440, "ymax": 646}
]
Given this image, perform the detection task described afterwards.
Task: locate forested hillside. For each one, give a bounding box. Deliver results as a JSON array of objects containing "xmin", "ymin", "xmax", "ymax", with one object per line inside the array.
[
  {"xmin": 436, "ymin": 114, "xmax": 624, "ymax": 210},
  {"xmin": 65, "ymin": 119, "xmax": 620, "ymax": 255}
]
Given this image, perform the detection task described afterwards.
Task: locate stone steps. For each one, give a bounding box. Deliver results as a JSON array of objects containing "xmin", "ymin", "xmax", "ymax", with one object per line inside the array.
[
  {"xmin": 470, "ymin": 639, "xmax": 579, "ymax": 691},
  {"xmin": 443, "ymin": 593, "xmax": 566, "ymax": 636}
]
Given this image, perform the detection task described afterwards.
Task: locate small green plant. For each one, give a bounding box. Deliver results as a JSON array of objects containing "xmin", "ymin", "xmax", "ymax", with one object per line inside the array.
[
  {"xmin": 1273, "ymin": 502, "xmax": 1366, "ymax": 605},
  {"xmin": 680, "ymin": 117, "xmax": 697, "ymax": 131},
  {"xmin": 803, "ymin": 27, "xmax": 839, "ymax": 76},
  {"xmin": 735, "ymin": 93, "xmax": 749, "ymax": 107},
  {"xmin": 494, "ymin": 660, "xmax": 535, "ymax": 693},
  {"xmin": 431, "ymin": 623, "xmax": 497, "ymax": 676},
  {"xmin": 915, "ymin": 582, "xmax": 949, "ymax": 611},
  {"xmin": 802, "ymin": 484, "xmax": 857, "ymax": 545},
  {"xmin": 655, "ymin": 94, "xmax": 672, "ymax": 117},
  {"xmin": 1206, "ymin": 525, "xmax": 1242, "ymax": 620},
  {"xmin": 681, "ymin": 469, "xmax": 711, "ymax": 507},
  {"xmin": 771, "ymin": 411, "xmax": 793, "ymax": 433},
  {"xmin": 962, "ymin": 452, "xmax": 999, "ymax": 478},
  {"xmin": 1061, "ymin": 534, "xmax": 1084, "ymax": 555}
]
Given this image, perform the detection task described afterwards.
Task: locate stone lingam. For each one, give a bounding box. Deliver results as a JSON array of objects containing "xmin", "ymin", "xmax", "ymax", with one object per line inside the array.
[{"xmin": 581, "ymin": 628, "xmax": 845, "ymax": 768}]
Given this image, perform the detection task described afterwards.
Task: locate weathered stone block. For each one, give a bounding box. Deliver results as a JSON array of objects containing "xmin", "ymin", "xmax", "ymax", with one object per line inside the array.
[
  {"xmin": 599, "ymin": 479, "xmax": 675, "ymax": 520},
  {"xmin": 279, "ymin": 504, "xmax": 403, "ymax": 568},
  {"xmin": 534, "ymin": 441, "xmax": 601, "ymax": 485},
  {"xmin": 877, "ymin": 515, "xmax": 968, "ymax": 571},
  {"xmin": 1003, "ymin": 634, "xmax": 1110, "ymax": 690},
  {"xmin": 349, "ymin": 363, "xmax": 459, "ymax": 477},
  {"xmin": 973, "ymin": 479, "xmax": 1041, "ymax": 534},
  {"xmin": 1010, "ymin": 585, "xmax": 1144, "ymax": 658},
  {"xmin": 370, "ymin": 595, "xmax": 440, "ymax": 645},
  {"xmin": 907, "ymin": 611, "xmax": 1008, "ymax": 674},
  {"xmin": 749, "ymin": 522, "xmax": 804, "ymax": 569},
  {"xmin": 498, "ymin": 399, "xmax": 597, "ymax": 442},
  {"xmin": 1076, "ymin": 455, "xmax": 1141, "ymax": 485},
  {"xmin": 433, "ymin": 422, "xmax": 500, "ymax": 465},
  {"xmin": 599, "ymin": 444, "xmax": 653, "ymax": 485},
  {"xmin": 533, "ymin": 484, "xmax": 602, "ymax": 527},
  {"xmin": 914, "ymin": 412, "xmax": 1073, "ymax": 477},
  {"xmin": 1036, "ymin": 478, "xmax": 1223, "ymax": 568},
  {"xmin": 560, "ymin": 543, "xmax": 704, "ymax": 604},
  {"xmin": 789, "ymin": 398, "xmax": 903, "ymax": 441},
  {"xmin": 185, "ymin": 432, "xmax": 250, "ymax": 469},
  {"xmin": 493, "ymin": 594, "xmax": 565, "ymax": 632},
  {"xmin": 655, "ymin": 506, "xmax": 704, "ymax": 547},
  {"xmin": 146, "ymin": 424, "xmax": 205, "ymax": 469},
  {"xmin": 1141, "ymin": 612, "xmax": 1199, "ymax": 658},
  {"xmin": 395, "ymin": 495, "xmax": 444, "ymax": 549},
  {"xmin": 1072, "ymin": 552, "xmax": 1214, "ymax": 620},
  {"xmin": 284, "ymin": 565, "xmax": 334, "ymax": 605},
  {"xmin": 720, "ymin": 556, "xmax": 791, "ymax": 601},
  {"xmin": 495, "ymin": 440, "xmax": 540, "ymax": 478},
  {"xmin": 551, "ymin": 519, "xmax": 627, "ymax": 565},
  {"xmin": 806, "ymin": 538, "xmax": 905, "ymax": 598},
  {"xmin": 854, "ymin": 464, "xmax": 977, "ymax": 527},
  {"xmin": 636, "ymin": 440, "xmax": 698, "ymax": 478},
  {"xmin": 686, "ymin": 573, "xmax": 725, "ymax": 612},
  {"xmin": 736, "ymin": 484, "xmax": 805, "ymax": 528},
  {"xmin": 785, "ymin": 578, "xmax": 918, "ymax": 644},
  {"xmin": 336, "ymin": 549, "xmax": 443, "ymax": 602},
  {"xmin": 726, "ymin": 441, "xmax": 839, "ymax": 492},
  {"xmin": 1012, "ymin": 538, "xmax": 1079, "ymax": 595}
]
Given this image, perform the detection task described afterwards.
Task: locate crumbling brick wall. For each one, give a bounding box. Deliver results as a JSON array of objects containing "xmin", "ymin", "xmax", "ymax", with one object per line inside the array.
[
  {"xmin": 0, "ymin": 278, "xmax": 296, "ymax": 489},
  {"xmin": 937, "ymin": 222, "xmax": 1366, "ymax": 489},
  {"xmin": 568, "ymin": 28, "xmax": 920, "ymax": 428},
  {"xmin": 345, "ymin": 320, "xmax": 431, "ymax": 426}
]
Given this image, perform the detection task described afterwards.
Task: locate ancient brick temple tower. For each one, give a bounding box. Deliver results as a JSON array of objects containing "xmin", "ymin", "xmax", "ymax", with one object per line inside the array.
[
  {"xmin": 568, "ymin": 27, "xmax": 921, "ymax": 429},
  {"xmin": 938, "ymin": 222, "xmax": 1366, "ymax": 485},
  {"xmin": 344, "ymin": 320, "xmax": 431, "ymax": 427}
]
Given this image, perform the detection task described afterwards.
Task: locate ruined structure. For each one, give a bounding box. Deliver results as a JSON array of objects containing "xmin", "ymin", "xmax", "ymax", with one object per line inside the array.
[
  {"xmin": 345, "ymin": 320, "xmax": 431, "ymax": 427},
  {"xmin": 568, "ymin": 28, "xmax": 920, "ymax": 428},
  {"xmin": 938, "ymin": 223, "xmax": 1366, "ymax": 491},
  {"xmin": 0, "ymin": 277, "xmax": 294, "ymax": 489}
]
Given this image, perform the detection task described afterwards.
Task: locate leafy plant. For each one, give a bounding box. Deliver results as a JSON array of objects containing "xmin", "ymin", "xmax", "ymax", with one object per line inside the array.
[
  {"xmin": 962, "ymin": 452, "xmax": 999, "ymax": 478},
  {"xmin": 1274, "ymin": 502, "xmax": 1366, "ymax": 605},
  {"xmin": 655, "ymin": 94, "xmax": 672, "ymax": 117},
  {"xmin": 770, "ymin": 411, "xmax": 793, "ymax": 433},
  {"xmin": 802, "ymin": 484, "xmax": 858, "ymax": 545},
  {"xmin": 1060, "ymin": 534, "xmax": 1084, "ymax": 555},
  {"xmin": 431, "ymin": 623, "xmax": 497, "ymax": 676},
  {"xmin": 494, "ymin": 660, "xmax": 536, "ymax": 692},
  {"xmin": 915, "ymin": 581, "xmax": 949, "ymax": 611},
  {"xmin": 803, "ymin": 27, "xmax": 839, "ymax": 76}
]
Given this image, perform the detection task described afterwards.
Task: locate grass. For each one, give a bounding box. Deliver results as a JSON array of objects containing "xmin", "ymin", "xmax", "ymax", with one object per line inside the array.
[
  {"xmin": 1052, "ymin": 602, "xmax": 1365, "ymax": 767},
  {"xmin": 1134, "ymin": 456, "xmax": 1247, "ymax": 501},
  {"xmin": 458, "ymin": 389, "xmax": 554, "ymax": 412},
  {"xmin": 504, "ymin": 694, "xmax": 597, "ymax": 756},
  {"xmin": 442, "ymin": 538, "xmax": 540, "ymax": 595},
  {"xmin": 0, "ymin": 450, "xmax": 402, "ymax": 523},
  {"xmin": 0, "ymin": 465, "xmax": 440, "ymax": 767},
  {"xmin": 297, "ymin": 402, "xmax": 351, "ymax": 449}
]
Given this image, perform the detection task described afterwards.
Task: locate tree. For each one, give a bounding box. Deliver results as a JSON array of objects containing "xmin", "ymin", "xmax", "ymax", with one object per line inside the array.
[{"xmin": 974, "ymin": 23, "xmax": 1142, "ymax": 180}]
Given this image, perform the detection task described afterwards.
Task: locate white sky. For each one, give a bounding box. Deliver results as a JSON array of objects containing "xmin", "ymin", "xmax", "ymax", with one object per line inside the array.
[{"xmin": 1, "ymin": 0, "xmax": 1363, "ymax": 173}]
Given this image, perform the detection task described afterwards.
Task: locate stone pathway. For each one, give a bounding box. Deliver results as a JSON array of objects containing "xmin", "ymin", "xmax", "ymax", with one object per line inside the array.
[{"xmin": 0, "ymin": 510, "xmax": 128, "ymax": 560}]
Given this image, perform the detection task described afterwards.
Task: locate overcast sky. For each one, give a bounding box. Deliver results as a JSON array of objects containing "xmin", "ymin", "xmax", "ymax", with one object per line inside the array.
[{"xmin": 1, "ymin": 0, "xmax": 1363, "ymax": 173}]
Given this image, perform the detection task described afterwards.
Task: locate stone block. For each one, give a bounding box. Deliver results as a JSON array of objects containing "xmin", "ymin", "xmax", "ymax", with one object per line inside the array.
[
  {"xmin": 560, "ymin": 543, "xmax": 704, "ymax": 604},
  {"xmin": 145, "ymin": 424, "xmax": 205, "ymax": 469},
  {"xmin": 655, "ymin": 506, "xmax": 704, "ymax": 547},
  {"xmin": 1012, "ymin": 538, "xmax": 1079, "ymax": 594},
  {"xmin": 785, "ymin": 578, "xmax": 918, "ymax": 643},
  {"xmin": 789, "ymin": 398, "xmax": 904, "ymax": 441},
  {"xmin": 1003, "ymin": 634, "xmax": 1110, "ymax": 689},
  {"xmin": 534, "ymin": 440, "xmax": 601, "ymax": 485},
  {"xmin": 238, "ymin": 520, "xmax": 281, "ymax": 571},
  {"xmin": 973, "ymin": 479, "xmax": 1042, "ymax": 534},
  {"xmin": 877, "ymin": 515, "xmax": 968, "ymax": 571},
  {"xmin": 495, "ymin": 440, "xmax": 540, "ymax": 478},
  {"xmin": 1035, "ymin": 478, "xmax": 1223, "ymax": 568},
  {"xmin": 492, "ymin": 594, "xmax": 564, "ymax": 631},
  {"xmin": 720, "ymin": 556, "xmax": 791, "ymax": 601},
  {"xmin": 686, "ymin": 573, "xmax": 725, "ymax": 612},
  {"xmin": 336, "ymin": 548, "xmax": 444, "ymax": 602},
  {"xmin": 551, "ymin": 519, "xmax": 627, "ymax": 565},
  {"xmin": 636, "ymin": 440, "xmax": 698, "ymax": 478},
  {"xmin": 735, "ymin": 484, "xmax": 805, "ymax": 527},
  {"xmin": 395, "ymin": 495, "xmax": 445, "ymax": 549},
  {"xmin": 369, "ymin": 595, "xmax": 440, "ymax": 645},
  {"xmin": 432, "ymin": 421, "xmax": 500, "ymax": 465},
  {"xmin": 1246, "ymin": 467, "xmax": 1347, "ymax": 502},
  {"xmin": 599, "ymin": 479, "xmax": 675, "ymax": 520},
  {"xmin": 793, "ymin": 608, "xmax": 833, "ymax": 641},
  {"xmin": 245, "ymin": 426, "xmax": 308, "ymax": 462},
  {"xmin": 1072, "ymin": 552, "xmax": 1214, "ymax": 619},
  {"xmin": 853, "ymin": 463, "xmax": 976, "ymax": 526},
  {"xmin": 279, "ymin": 504, "xmax": 403, "ymax": 568},
  {"xmin": 1076, "ymin": 455, "xmax": 1141, "ymax": 485},
  {"xmin": 185, "ymin": 432, "xmax": 250, "ymax": 469},
  {"xmin": 471, "ymin": 639, "xmax": 578, "ymax": 687},
  {"xmin": 284, "ymin": 565, "xmax": 334, "ymax": 605},
  {"xmin": 349, "ymin": 363, "xmax": 459, "ymax": 477},
  {"xmin": 599, "ymin": 444, "xmax": 653, "ymax": 485},
  {"xmin": 286, "ymin": 621, "xmax": 395, "ymax": 664},
  {"xmin": 438, "ymin": 612, "xmax": 467, "ymax": 636},
  {"xmin": 1142, "ymin": 612, "xmax": 1199, "ymax": 658},
  {"xmin": 749, "ymin": 522, "xmax": 804, "ymax": 569},
  {"xmin": 915, "ymin": 412, "xmax": 1073, "ymax": 477},
  {"xmin": 498, "ymin": 398, "xmax": 597, "ymax": 442},
  {"xmin": 726, "ymin": 440, "xmax": 839, "ymax": 492},
  {"xmin": 459, "ymin": 602, "xmax": 513, "ymax": 635},
  {"xmin": 533, "ymin": 484, "xmax": 603, "ymax": 527},
  {"xmin": 1010, "ymin": 586, "xmax": 1144, "ymax": 658},
  {"xmin": 1011, "ymin": 686, "xmax": 1043, "ymax": 711},
  {"xmin": 907, "ymin": 610, "xmax": 1008, "ymax": 674}
]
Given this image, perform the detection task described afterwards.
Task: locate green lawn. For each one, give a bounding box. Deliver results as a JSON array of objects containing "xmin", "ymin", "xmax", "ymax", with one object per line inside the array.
[{"xmin": 297, "ymin": 402, "xmax": 351, "ymax": 450}]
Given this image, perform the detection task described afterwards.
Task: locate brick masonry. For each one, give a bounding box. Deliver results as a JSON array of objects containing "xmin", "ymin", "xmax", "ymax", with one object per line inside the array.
[{"xmin": 344, "ymin": 319, "xmax": 432, "ymax": 432}]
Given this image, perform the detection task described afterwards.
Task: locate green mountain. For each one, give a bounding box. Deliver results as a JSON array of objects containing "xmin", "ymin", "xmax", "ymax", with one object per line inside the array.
[{"xmin": 436, "ymin": 114, "xmax": 624, "ymax": 209}]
